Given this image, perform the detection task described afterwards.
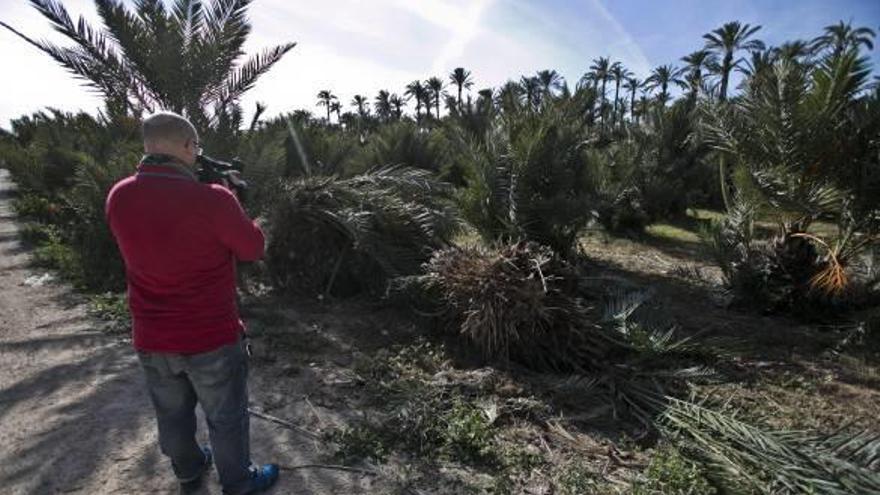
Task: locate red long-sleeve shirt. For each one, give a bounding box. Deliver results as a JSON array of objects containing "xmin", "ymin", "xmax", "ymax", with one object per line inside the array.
[{"xmin": 105, "ymin": 162, "xmax": 265, "ymax": 354}]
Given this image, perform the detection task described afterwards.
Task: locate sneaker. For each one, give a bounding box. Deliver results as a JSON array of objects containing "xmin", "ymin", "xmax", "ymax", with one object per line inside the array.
[
  {"xmin": 179, "ymin": 447, "xmax": 213, "ymax": 494},
  {"xmin": 240, "ymin": 463, "xmax": 280, "ymax": 494}
]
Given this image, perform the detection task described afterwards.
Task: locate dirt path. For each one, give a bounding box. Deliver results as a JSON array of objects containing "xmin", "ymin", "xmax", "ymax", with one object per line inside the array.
[{"xmin": 0, "ymin": 169, "xmax": 372, "ymax": 494}]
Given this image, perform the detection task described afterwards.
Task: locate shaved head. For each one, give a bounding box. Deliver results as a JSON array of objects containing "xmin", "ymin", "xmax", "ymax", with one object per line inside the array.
[
  {"xmin": 141, "ymin": 111, "xmax": 200, "ymax": 166},
  {"xmin": 142, "ymin": 111, "xmax": 198, "ymax": 147}
]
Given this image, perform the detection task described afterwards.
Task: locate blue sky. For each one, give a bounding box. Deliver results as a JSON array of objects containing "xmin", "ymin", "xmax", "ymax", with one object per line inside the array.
[{"xmin": 0, "ymin": 0, "xmax": 877, "ymax": 127}]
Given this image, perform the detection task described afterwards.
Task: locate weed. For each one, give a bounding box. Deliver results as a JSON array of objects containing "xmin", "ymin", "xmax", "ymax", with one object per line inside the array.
[
  {"xmin": 32, "ymin": 232, "xmax": 85, "ymax": 284},
  {"xmin": 555, "ymin": 460, "xmax": 602, "ymax": 495},
  {"xmin": 17, "ymin": 222, "xmax": 55, "ymax": 246},
  {"xmin": 440, "ymin": 398, "xmax": 496, "ymax": 463},
  {"xmin": 11, "ymin": 193, "xmax": 63, "ymax": 223},
  {"xmin": 329, "ymin": 424, "xmax": 390, "ymax": 464},
  {"xmin": 631, "ymin": 445, "xmax": 716, "ymax": 495},
  {"xmin": 87, "ymin": 292, "xmax": 130, "ymax": 333}
]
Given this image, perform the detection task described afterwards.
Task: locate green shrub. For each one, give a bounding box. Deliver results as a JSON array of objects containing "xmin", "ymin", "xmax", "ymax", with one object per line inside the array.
[
  {"xmin": 266, "ymin": 166, "xmax": 459, "ymax": 297},
  {"xmin": 11, "ymin": 193, "xmax": 64, "ymax": 223},
  {"xmin": 456, "ymin": 110, "xmax": 595, "ymax": 256},
  {"xmin": 329, "ymin": 424, "xmax": 391, "ymax": 464},
  {"xmin": 704, "ymin": 196, "xmax": 877, "ymax": 317},
  {"xmin": 17, "ymin": 222, "xmax": 55, "ymax": 246},
  {"xmin": 32, "ymin": 229, "xmax": 84, "ymax": 283},
  {"xmin": 353, "ymin": 121, "xmax": 450, "ymax": 177},
  {"xmin": 1, "ymin": 110, "xmax": 138, "ymax": 292},
  {"xmin": 60, "ymin": 152, "xmax": 136, "ymax": 291},
  {"xmin": 631, "ymin": 445, "xmax": 716, "ymax": 495},
  {"xmin": 88, "ymin": 292, "xmax": 130, "ymax": 334},
  {"xmin": 555, "ymin": 460, "xmax": 601, "ymax": 495},
  {"xmin": 340, "ymin": 342, "xmax": 499, "ymax": 466}
]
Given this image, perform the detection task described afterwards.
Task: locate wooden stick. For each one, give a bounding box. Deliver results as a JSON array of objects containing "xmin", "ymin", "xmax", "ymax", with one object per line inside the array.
[
  {"xmin": 278, "ymin": 463, "xmax": 378, "ymax": 476},
  {"xmin": 248, "ymin": 407, "xmax": 322, "ymax": 440}
]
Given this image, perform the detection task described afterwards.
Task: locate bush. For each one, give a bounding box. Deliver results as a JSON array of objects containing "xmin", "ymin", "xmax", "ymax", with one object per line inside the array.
[
  {"xmin": 266, "ymin": 166, "xmax": 459, "ymax": 297},
  {"xmin": 457, "ymin": 110, "xmax": 595, "ymax": 255},
  {"xmin": 1, "ymin": 110, "xmax": 139, "ymax": 292},
  {"xmin": 705, "ymin": 197, "xmax": 878, "ymax": 317},
  {"xmin": 631, "ymin": 445, "xmax": 716, "ymax": 495},
  {"xmin": 11, "ymin": 193, "xmax": 64, "ymax": 224},
  {"xmin": 353, "ymin": 121, "xmax": 451, "ymax": 177}
]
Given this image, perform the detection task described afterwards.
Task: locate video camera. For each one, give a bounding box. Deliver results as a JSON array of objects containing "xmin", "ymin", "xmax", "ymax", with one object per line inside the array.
[{"xmin": 196, "ymin": 154, "xmax": 249, "ymax": 201}]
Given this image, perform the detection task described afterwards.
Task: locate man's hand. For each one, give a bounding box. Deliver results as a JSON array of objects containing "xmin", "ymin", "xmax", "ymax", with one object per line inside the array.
[
  {"xmin": 219, "ymin": 171, "xmax": 247, "ymax": 200},
  {"xmin": 226, "ymin": 171, "xmax": 247, "ymax": 189}
]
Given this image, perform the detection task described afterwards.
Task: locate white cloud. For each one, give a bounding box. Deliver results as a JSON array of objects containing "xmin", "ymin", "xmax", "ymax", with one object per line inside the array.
[{"xmin": 429, "ymin": 0, "xmax": 495, "ymax": 75}]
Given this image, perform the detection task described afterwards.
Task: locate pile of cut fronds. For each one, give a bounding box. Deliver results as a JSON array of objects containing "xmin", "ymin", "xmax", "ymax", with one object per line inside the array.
[
  {"xmin": 421, "ymin": 242, "xmax": 625, "ymax": 372},
  {"xmin": 266, "ymin": 165, "xmax": 459, "ymax": 297}
]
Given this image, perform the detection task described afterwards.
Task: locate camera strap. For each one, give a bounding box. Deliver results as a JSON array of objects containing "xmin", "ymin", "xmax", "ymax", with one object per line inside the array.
[{"xmin": 138, "ymin": 154, "xmax": 198, "ymax": 182}]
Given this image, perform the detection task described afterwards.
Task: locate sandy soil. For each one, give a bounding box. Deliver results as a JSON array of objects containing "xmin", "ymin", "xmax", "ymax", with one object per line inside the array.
[{"xmin": 0, "ymin": 169, "xmax": 375, "ymax": 494}]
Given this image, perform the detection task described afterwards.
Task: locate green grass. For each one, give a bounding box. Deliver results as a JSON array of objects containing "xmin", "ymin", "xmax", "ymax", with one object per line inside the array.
[
  {"xmin": 645, "ymin": 223, "xmax": 702, "ymax": 244},
  {"xmin": 631, "ymin": 445, "xmax": 716, "ymax": 495},
  {"xmin": 688, "ymin": 208, "xmax": 725, "ymax": 223}
]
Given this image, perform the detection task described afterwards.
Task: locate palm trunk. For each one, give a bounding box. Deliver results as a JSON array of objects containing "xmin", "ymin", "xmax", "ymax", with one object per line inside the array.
[
  {"xmin": 630, "ymin": 90, "xmax": 636, "ymax": 122},
  {"xmin": 719, "ymin": 155, "xmax": 732, "ymax": 211},
  {"xmin": 720, "ymin": 53, "xmax": 732, "ymax": 101},
  {"xmin": 613, "ymin": 79, "xmax": 621, "ymax": 126}
]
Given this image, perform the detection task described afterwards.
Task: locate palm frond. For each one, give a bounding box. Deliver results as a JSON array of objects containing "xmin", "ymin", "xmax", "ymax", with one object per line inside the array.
[
  {"xmin": 266, "ymin": 166, "xmax": 458, "ymax": 297},
  {"xmin": 661, "ymin": 397, "xmax": 880, "ymax": 494},
  {"xmin": 215, "ymin": 42, "xmax": 296, "ymax": 108}
]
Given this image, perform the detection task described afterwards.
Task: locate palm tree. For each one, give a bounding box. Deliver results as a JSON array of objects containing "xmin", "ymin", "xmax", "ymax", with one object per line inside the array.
[
  {"xmin": 812, "ymin": 21, "xmax": 876, "ymax": 56},
  {"xmin": 375, "ymin": 90, "xmax": 392, "ymax": 122},
  {"xmin": 773, "ymin": 40, "xmax": 815, "ymax": 62},
  {"xmin": 739, "ymin": 49, "xmax": 775, "ymax": 78},
  {"xmin": 520, "ymin": 76, "xmax": 540, "ymax": 111},
  {"xmin": 389, "ymin": 93, "xmax": 405, "ymax": 120},
  {"xmin": 623, "ymin": 76, "xmax": 642, "ymax": 122},
  {"xmin": 476, "ymin": 88, "xmax": 495, "ymax": 114},
  {"xmin": 405, "ymin": 80, "xmax": 427, "ymax": 122},
  {"xmin": 703, "ymin": 21, "xmax": 765, "ymax": 101},
  {"xmin": 329, "ymin": 101, "xmax": 342, "ymax": 124},
  {"xmin": 425, "ymin": 77, "xmax": 444, "ymax": 119},
  {"xmin": 496, "ymin": 80, "xmax": 523, "ymax": 114},
  {"xmin": 589, "ymin": 57, "xmax": 612, "ymax": 123},
  {"xmin": 681, "ymin": 49, "xmax": 717, "ymax": 99},
  {"xmin": 351, "ymin": 95, "xmax": 369, "ymax": 118},
  {"xmin": 316, "ymin": 90, "xmax": 337, "ymax": 123},
  {"xmin": 449, "ymin": 67, "xmax": 474, "ymax": 110},
  {"xmin": 0, "ymin": 0, "xmax": 295, "ymax": 123},
  {"xmin": 609, "ymin": 62, "xmax": 631, "ymax": 124},
  {"xmin": 645, "ymin": 64, "xmax": 686, "ymax": 104},
  {"xmin": 536, "ymin": 69, "xmax": 564, "ymax": 97}
]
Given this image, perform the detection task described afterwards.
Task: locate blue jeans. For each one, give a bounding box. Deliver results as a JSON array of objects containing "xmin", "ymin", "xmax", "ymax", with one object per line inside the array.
[{"xmin": 138, "ymin": 338, "xmax": 254, "ymax": 494}]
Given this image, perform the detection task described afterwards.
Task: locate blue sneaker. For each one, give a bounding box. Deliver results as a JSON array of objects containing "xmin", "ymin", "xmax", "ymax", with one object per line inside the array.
[
  {"xmin": 241, "ymin": 463, "xmax": 280, "ymax": 494},
  {"xmin": 179, "ymin": 447, "xmax": 213, "ymax": 494}
]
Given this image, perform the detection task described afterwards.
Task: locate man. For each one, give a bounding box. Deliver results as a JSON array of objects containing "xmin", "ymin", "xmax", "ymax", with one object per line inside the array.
[{"xmin": 106, "ymin": 112, "xmax": 279, "ymax": 494}]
